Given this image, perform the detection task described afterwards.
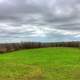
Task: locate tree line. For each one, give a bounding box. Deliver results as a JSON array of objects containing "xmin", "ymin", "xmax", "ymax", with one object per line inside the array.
[{"xmin": 0, "ymin": 41, "xmax": 80, "ymax": 53}]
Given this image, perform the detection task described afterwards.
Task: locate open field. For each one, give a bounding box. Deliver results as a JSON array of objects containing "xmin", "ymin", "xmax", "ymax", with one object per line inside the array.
[{"xmin": 0, "ymin": 47, "xmax": 80, "ymax": 80}]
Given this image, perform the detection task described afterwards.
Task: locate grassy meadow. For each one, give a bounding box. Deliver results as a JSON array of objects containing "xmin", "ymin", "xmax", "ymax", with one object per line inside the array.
[{"xmin": 0, "ymin": 47, "xmax": 80, "ymax": 80}]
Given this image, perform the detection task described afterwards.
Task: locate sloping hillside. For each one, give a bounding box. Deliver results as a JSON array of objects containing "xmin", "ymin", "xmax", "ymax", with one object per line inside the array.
[{"xmin": 0, "ymin": 48, "xmax": 80, "ymax": 80}]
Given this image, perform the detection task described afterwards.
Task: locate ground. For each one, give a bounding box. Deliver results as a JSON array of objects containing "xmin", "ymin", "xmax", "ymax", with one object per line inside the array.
[{"xmin": 0, "ymin": 47, "xmax": 80, "ymax": 80}]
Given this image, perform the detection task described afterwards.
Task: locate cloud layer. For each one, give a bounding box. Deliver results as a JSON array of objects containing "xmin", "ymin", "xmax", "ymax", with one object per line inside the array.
[{"xmin": 0, "ymin": 0, "xmax": 80, "ymax": 42}]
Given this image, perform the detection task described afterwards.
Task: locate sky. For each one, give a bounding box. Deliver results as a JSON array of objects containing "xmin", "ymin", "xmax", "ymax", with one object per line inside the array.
[{"xmin": 0, "ymin": 0, "xmax": 80, "ymax": 42}]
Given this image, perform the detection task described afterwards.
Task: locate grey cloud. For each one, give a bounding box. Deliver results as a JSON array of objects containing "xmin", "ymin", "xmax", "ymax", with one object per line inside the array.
[{"xmin": 0, "ymin": 0, "xmax": 80, "ymax": 42}]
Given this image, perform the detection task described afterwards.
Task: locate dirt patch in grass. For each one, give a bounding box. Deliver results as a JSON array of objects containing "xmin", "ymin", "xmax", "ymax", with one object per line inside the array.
[
  {"xmin": 71, "ymin": 67, "xmax": 80, "ymax": 80},
  {"xmin": 14, "ymin": 65, "xmax": 44, "ymax": 80}
]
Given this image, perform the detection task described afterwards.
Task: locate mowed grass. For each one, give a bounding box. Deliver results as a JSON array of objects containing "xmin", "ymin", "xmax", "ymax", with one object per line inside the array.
[{"xmin": 0, "ymin": 48, "xmax": 80, "ymax": 80}]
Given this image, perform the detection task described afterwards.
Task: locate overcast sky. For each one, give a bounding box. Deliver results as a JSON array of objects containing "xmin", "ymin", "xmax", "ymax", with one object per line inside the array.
[{"xmin": 0, "ymin": 0, "xmax": 80, "ymax": 42}]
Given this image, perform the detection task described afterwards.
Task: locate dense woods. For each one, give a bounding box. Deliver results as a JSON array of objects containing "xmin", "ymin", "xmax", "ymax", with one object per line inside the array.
[{"xmin": 0, "ymin": 41, "xmax": 80, "ymax": 53}]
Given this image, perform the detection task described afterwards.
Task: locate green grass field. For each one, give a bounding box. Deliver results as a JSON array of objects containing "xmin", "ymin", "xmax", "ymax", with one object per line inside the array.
[{"xmin": 0, "ymin": 47, "xmax": 80, "ymax": 80}]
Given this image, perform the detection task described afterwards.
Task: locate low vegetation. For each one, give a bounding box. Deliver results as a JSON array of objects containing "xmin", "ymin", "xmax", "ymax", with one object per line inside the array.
[
  {"xmin": 0, "ymin": 41, "xmax": 80, "ymax": 53},
  {"xmin": 0, "ymin": 48, "xmax": 80, "ymax": 80}
]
